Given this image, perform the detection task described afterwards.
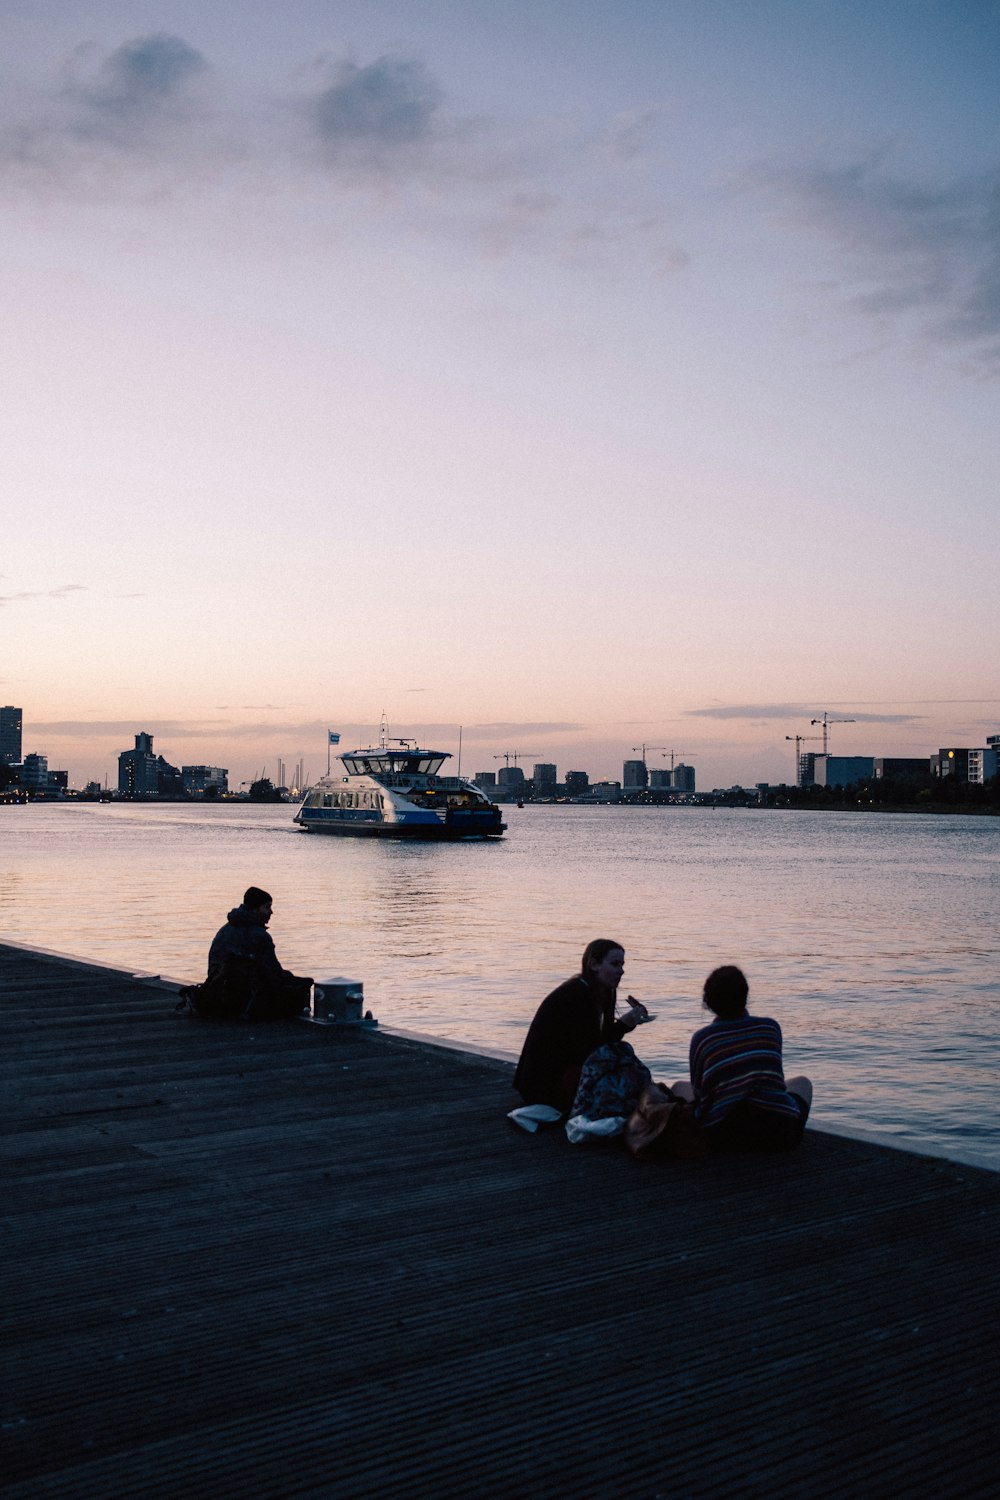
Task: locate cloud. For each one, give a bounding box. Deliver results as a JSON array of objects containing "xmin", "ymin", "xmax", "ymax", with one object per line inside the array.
[
  {"xmin": 309, "ymin": 54, "xmax": 441, "ymax": 152},
  {"xmin": 33, "ymin": 720, "xmax": 231, "ymax": 738},
  {"xmin": 748, "ymin": 147, "xmax": 1000, "ymax": 372},
  {"xmin": 29, "ymin": 717, "xmax": 585, "ymax": 747},
  {"xmin": 72, "ymin": 33, "xmax": 208, "ymax": 125},
  {"xmin": 452, "ymin": 722, "xmax": 586, "ymax": 739},
  {"xmin": 0, "ymin": 584, "xmax": 86, "ymax": 607},
  {"xmin": 686, "ymin": 703, "xmax": 922, "ymax": 725},
  {"xmin": 0, "ymin": 32, "xmax": 213, "ymax": 182},
  {"xmin": 0, "ymin": 35, "xmax": 681, "ymax": 279}
]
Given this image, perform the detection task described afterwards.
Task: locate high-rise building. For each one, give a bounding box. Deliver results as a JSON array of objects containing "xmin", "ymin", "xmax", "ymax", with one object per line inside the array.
[
  {"xmin": 623, "ymin": 759, "xmax": 648, "ymax": 792},
  {"xmin": 118, "ymin": 732, "xmax": 160, "ymax": 797},
  {"xmin": 564, "ymin": 771, "xmax": 589, "ymax": 796},
  {"xmin": 532, "ymin": 763, "xmax": 557, "ymax": 792},
  {"xmin": 497, "ymin": 766, "xmax": 526, "ymax": 788},
  {"xmin": 0, "ymin": 706, "xmax": 23, "ymax": 765},
  {"xmin": 473, "ymin": 770, "xmax": 496, "ymax": 788},
  {"xmin": 672, "ymin": 763, "xmax": 696, "ymax": 794}
]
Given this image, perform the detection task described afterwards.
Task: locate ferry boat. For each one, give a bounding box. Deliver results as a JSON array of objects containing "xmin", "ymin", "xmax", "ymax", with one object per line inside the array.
[{"xmin": 294, "ymin": 736, "xmax": 506, "ymax": 840}]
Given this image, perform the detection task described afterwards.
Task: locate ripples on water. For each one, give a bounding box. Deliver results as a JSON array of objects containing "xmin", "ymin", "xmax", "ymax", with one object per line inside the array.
[{"xmin": 2, "ymin": 803, "xmax": 998, "ymax": 1169}]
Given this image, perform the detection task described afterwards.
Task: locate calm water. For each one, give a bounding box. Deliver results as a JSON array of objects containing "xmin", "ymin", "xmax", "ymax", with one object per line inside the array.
[{"xmin": 3, "ymin": 802, "xmax": 999, "ymax": 1169}]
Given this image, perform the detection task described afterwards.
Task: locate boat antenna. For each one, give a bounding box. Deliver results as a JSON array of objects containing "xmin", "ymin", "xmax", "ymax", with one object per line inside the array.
[
  {"xmin": 379, "ymin": 710, "xmax": 388, "ymax": 751},
  {"xmin": 457, "ymin": 724, "xmax": 463, "ymax": 778}
]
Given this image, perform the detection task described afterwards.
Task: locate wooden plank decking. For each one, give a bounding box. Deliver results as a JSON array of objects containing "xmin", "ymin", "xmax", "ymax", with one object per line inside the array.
[{"xmin": 2, "ymin": 941, "xmax": 998, "ymax": 1499}]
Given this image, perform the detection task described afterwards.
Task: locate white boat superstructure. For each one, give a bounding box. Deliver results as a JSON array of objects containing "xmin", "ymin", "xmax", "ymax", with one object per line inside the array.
[{"xmin": 294, "ymin": 736, "xmax": 506, "ymax": 840}]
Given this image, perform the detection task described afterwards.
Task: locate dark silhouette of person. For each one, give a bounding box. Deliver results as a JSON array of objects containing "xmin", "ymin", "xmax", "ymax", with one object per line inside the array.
[{"xmin": 207, "ymin": 886, "xmax": 313, "ymax": 1020}]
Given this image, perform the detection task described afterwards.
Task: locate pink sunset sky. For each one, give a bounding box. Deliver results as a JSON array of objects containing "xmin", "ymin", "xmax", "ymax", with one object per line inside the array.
[{"xmin": 3, "ymin": 1, "xmax": 998, "ymax": 789}]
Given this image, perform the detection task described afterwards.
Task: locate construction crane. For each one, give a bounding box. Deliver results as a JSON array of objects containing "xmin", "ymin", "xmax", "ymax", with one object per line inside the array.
[
  {"xmin": 785, "ymin": 734, "xmax": 821, "ymax": 786},
  {"xmin": 810, "ymin": 712, "xmax": 856, "ymax": 756},
  {"xmin": 493, "ymin": 752, "xmax": 539, "ymax": 768},
  {"xmin": 659, "ymin": 749, "xmax": 690, "ymax": 772},
  {"xmin": 631, "ymin": 743, "xmax": 674, "ymax": 769}
]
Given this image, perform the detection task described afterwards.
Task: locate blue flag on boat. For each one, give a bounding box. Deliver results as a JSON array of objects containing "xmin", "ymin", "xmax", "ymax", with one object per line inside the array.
[{"xmin": 328, "ymin": 730, "xmax": 341, "ymax": 745}]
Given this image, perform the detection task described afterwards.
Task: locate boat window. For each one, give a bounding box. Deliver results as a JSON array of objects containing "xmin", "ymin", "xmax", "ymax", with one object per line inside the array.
[{"xmin": 417, "ymin": 757, "xmax": 446, "ymax": 775}]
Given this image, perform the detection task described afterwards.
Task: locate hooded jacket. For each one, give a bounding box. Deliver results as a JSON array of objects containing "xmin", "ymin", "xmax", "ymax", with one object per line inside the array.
[{"xmin": 207, "ymin": 905, "xmax": 290, "ymax": 983}]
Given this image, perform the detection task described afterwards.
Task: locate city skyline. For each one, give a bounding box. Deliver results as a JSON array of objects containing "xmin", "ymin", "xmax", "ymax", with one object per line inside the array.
[
  {"xmin": 3, "ymin": 3, "xmax": 999, "ymax": 790},
  {"xmin": 6, "ymin": 700, "xmax": 998, "ymax": 797}
]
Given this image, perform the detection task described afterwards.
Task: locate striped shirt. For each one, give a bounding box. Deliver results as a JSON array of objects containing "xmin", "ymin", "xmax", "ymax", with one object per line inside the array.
[{"xmin": 689, "ymin": 1013, "xmax": 802, "ymax": 1129}]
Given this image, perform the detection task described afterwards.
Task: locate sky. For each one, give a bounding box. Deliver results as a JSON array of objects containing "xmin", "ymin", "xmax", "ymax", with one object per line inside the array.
[{"xmin": 2, "ymin": 0, "xmax": 999, "ymax": 791}]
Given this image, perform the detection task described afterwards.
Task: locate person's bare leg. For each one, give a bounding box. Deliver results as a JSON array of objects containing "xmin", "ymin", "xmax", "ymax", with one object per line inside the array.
[
  {"xmin": 671, "ymin": 1080, "xmax": 697, "ymax": 1102},
  {"xmin": 787, "ymin": 1075, "xmax": 812, "ymax": 1106}
]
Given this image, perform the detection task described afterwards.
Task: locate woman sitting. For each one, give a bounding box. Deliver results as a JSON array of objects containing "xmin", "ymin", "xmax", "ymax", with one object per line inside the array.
[
  {"xmin": 513, "ymin": 939, "xmax": 647, "ymax": 1114},
  {"xmin": 673, "ymin": 965, "xmax": 812, "ymax": 1151}
]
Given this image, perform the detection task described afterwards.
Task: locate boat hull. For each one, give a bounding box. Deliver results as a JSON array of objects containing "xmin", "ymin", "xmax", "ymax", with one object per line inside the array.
[{"xmin": 295, "ymin": 815, "xmax": 505, "ymax": 840}]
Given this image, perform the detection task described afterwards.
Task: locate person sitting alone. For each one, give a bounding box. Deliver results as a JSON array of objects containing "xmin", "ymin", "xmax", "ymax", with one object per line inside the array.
[
  {"xmin": 673, "ymin": 965, "xmax": 812, "ymax": 1151},
  {"xmin": 205, "ymin": 886, "xmax": 313, "ymax": 1021},
  {"xmin": 513, "ymin": 938, "xmax": 648, "ymax": 1114}
]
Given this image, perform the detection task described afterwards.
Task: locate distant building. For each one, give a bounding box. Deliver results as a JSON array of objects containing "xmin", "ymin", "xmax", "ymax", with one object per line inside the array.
[
  {"xmin": 933, "ymin": 748, "xmax": 971, "ymax": 780},
  {"xmin": 497, "ymin": 766, "xmax": 526, "ymax": 789},
  {"xmin": 672, "ymin": 763, "xmax": 696, "ymax": 794},
  {"xmin": 623, "ymin": 759, "xmax": 648, "ymax": 793},
  {"xmin": 156, "ymin": 758, "xmax": 185, "ymax": 798},
  {"xmin": 118, "ymin": 732, "xmax": 183, "ymax": 797},
  {"xmin": 812, "ymin": 756, "xmax": 875, "ymax": 788},
  {"xmin": 119, "ymin": 733, "xmax": 159, "ymax": 797},
  {"xmin": 473, "ymin": 771, "xmax": 496, "ymax": 789},
  {"xmin": 968, "ymin": 749, "xmax": 998, "ymax": 785},
  {"xmin": 21, "ymin": 753, "xmax": 48, "ymax": 791},
  {"xmin": 873, "ymin": 758, "xmax": 932, "ymax": 781},
  {"xmin": 532, "ymin": 763, "xmax": 557, "ymax": 793},
  {"xmin": 0, "ymin": 706, "xmax": 22, "ymax": 765},
  {"xmin": 564, "ymin": 771, "xmax": 590, "ymax": 797},
  {"xmin": 798, "ymin": 752, "xmax": 818, "ymax": 789},
  {"xmin": 647, "ymin": 765, "xmax": 696, "ymax": 794},
  {"xmin": 591, "ymin": 781, "xmax": 621, "ymax": 802},
  {"xmin": 182, "ymin": 765, "xmax": 229, "ymax": 797}
]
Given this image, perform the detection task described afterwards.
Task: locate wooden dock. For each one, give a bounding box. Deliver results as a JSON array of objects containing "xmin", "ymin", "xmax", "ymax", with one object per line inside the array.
[{"xmin": 2, "ymin": 941, "xmax": 998, "ymax": 1499}]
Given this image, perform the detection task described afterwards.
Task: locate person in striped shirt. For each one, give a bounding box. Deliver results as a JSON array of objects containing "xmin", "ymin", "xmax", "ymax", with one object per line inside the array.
[{"xmin": 676, "ymin": 965, "xmax": 812, "ymax": 1151}]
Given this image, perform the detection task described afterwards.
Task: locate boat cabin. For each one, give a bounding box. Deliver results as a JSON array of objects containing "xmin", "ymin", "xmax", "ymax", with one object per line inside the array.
[{"xmin": 341, "ymin": 750, "xmax": 449, "ymax": 778}]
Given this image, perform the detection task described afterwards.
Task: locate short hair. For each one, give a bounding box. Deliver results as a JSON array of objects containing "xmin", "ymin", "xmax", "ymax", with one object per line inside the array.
[
  {"xmin": 703, "ymin": 965, "xmax": 749, "ymax": 1019},
  {"xmin": 243, "ymin": 886, "xmax": 272, "ymax": 909},
  {"xmin": 581, "ymin": 938, "xmax": 624, "ymax": 977}
]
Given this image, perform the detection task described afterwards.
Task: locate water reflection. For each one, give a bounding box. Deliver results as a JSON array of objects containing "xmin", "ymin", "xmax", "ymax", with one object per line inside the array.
[{"xmin": 2, "ymin": 802, "xmax": 999, "ymax": 1167}]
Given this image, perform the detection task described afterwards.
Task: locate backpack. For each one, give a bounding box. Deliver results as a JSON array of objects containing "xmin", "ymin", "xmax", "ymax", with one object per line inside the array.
[
  {"xmin": 571, "ymin": 1040, "xmax": 652, "ymax": 1122},
  {"xmin": 176, "ymin": 955, "xmax": 258, "ymax": 1021},
  {"xmin": 625, "ymin": 1083, "xmax": 709, "ymax": 1160}
]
